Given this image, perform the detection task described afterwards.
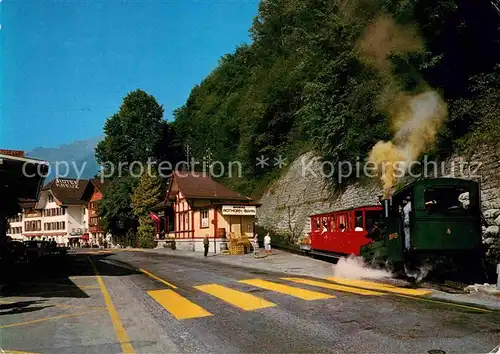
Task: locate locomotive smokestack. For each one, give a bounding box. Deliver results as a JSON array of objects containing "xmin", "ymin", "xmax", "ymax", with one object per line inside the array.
[
  {"xmin": 379, "ymin": 195, "xmax": 391, "ymax": 218},
  {"xmin": 383, "ymin": 199, "xmax": 390, "ymax": 218}
]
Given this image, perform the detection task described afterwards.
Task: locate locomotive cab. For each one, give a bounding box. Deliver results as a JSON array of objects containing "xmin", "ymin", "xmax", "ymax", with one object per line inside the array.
[{"xmin": 361, "ymin": 178, "xmax": 484, "ymax": 276}]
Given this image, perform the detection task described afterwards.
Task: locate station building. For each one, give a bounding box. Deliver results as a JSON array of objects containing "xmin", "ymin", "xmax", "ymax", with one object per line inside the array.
[{"xmin": 152, "ymin": 171, "xmax": 260, "ymax": 253}]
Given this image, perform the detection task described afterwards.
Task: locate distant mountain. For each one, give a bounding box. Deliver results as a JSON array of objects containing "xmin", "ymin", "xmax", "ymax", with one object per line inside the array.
[{"xmin": 27, "ymin": 136, "xmax": 102, "ymax": 181}]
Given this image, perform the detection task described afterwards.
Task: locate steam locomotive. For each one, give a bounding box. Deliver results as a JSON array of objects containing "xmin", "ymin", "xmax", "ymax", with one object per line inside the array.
[{"xmin": 305, "ymin": 178, "xmax": 485, "ymax": 280}]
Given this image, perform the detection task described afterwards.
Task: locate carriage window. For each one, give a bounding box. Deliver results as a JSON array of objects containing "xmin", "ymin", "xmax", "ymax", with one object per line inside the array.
[
  {"xmin": 354, "ymin": 211, "xmax": 363, "ymax": 230},
  {"xmin": 365, "ymin": 210, "xmax": 382, "ymax": 231},
  {"xmin": 424, "ymin": 186, "xmax": 471, "ymax": 215},
  {"xmin": 322, "ymin": 217, "xmax": 328, "ymax": 231},
  {"xmin": 330, "ymin": 217, "xmax": 336, "ymax": 232},
  {"xmin": 338, "ymin": 214, "xmax": 347, "ymax": 231}
]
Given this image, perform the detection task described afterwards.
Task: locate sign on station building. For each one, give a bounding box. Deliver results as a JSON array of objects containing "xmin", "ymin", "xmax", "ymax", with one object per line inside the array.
[{"xmin": 222, "ymin": 205, "xmax": 257, "ymax": 216}]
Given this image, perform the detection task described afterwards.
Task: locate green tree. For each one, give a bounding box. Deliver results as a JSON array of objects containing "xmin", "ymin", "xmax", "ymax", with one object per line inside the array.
[
  {"xmin": 137, "ymin": 219, "xmax": 156, "ymax": 248},
  {"xmin": 131, "ymin": 171, "xmax": 163, "ymax": 248},
  {"xmin": 95, "ymin": 89, "xmax": 165, "ymax": 175},
  {"xmin": 131, "ymin": 172, "xmax": 163, "ymax": 219},
  {"xmin": 97, "ymin": 175, "xmax": 138, "ymax": 245},
  {"xmin": 95, "ymin": 89, "xmax": 166, "ymax": 245}
]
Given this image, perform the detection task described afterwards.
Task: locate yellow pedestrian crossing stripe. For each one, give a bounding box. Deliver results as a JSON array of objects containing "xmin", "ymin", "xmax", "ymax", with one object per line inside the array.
[
  {"xmin": 194, "ymin": 284, "xmax": 276, "ymax": 311},
  {"xmin": 238, "ymin": 279, "xmax": 335, "ymax": 300},
  {"xmin": 142, "ymin": 270, "xmax": 436, "ymax": 321},
  {"xmin": 282, "ymin": 278, "xmax": 385, "ymax": 296},
  {"xmin": 147, "ymin": 289, "xmax": 212, "ymax": 320},
  {"xmin": 326, "ymin": 277, "xmax": 432, "ymax": 296}
]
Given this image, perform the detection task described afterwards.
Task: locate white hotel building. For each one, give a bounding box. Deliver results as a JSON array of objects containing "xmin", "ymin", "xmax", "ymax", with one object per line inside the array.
[{"xmin": 8, "ymin": 178, "xmax": 90, "ymax": 246}]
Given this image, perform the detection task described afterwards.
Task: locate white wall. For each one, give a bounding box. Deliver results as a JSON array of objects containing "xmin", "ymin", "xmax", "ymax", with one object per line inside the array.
[
  {"xmin": 7, "ymin": 213, "xmax": 24, "ymax": 241},
  {"xmin": 9, "ymin": 190, "xmax": 88, "ymax": 246},
  {"xmin": 67, "ymin": 205, "xmax": 86, "ymax": 231},
  {"xmin": 21, "ymin": 191, "xmax": 87, "ymax": 245}
]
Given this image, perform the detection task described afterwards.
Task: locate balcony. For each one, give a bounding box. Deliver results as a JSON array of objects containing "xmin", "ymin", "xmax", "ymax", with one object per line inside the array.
[{"xmin": 69, "ymin": 228, "xmax": 88, "ymax": 236}]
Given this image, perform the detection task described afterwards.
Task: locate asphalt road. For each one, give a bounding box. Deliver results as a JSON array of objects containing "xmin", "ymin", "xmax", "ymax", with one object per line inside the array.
[{"xmin": 1, "ymin": 249, "xmax": 499, "ymax": 353}]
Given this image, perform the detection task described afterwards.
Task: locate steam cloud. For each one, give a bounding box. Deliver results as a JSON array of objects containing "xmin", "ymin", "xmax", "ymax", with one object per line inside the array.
[
  {"xmin": 356, "ymin": 14, "xmax": 448, "ymax": 197},
  {"xmin": 333, "ymin": 255, "xmax": 392, "ymax": 280}
]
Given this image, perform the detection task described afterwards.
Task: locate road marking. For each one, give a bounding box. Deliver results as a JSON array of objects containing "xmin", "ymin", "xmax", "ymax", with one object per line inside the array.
[
  {"xmin": 69, "ymin": 275, "xmax": 98, "ymax": 280},
  {"xmin": 282, "ymin": 278, "xmax": 385, "ymax": 296},
  {"xmin": 194, "ymin": 284, "xmax": 276, "ymax": 311},
  {"xmin": 326, "ymin": 277, "xmax": 432, "ymax": 296},
  {"xmin": 54, "ymin": 304, "xmax": 106, "ymax": 310},
  {"xmin": 139, "ymin": 268, "xmax": 177, "ymax": 289},
  {"xmin": 395, "ymin": 294, "xmax": 492, "ymax": 313},
  {"xmin": 238, "ymin": 279, "xmax": 335, "ymax": 300},
  {"xmin": 89, "ymin": 257, "xmax": 134, "ymax": 353},
  {"xmin": 79, "ymin": 285, "xmax": 100, "ymax": 290},
  {"xmin": 7, "ymin": 288, "xmax": 96, "ymax": 297},
  {"xmin": 147, "ymin": 289, "xmax": 212, "ymax": 320},
  {"xmin": 0, "ymin": 309, "xmax": 105, "ymax": 329},
  {"xmin": 0, "ymin": 350, "xmax": 39, "ymax": 354}
]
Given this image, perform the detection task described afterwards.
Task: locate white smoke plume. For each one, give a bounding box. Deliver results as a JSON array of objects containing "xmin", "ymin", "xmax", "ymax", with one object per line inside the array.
[{"xmin": 332, "ymin": 255, "xmax": 392, "ymax": 280}]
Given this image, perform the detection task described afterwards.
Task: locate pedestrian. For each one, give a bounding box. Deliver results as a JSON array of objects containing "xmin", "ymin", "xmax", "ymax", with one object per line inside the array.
[
  {"xmin": 203, "ymin": 235, "xmax": 209, "ymax": 257},
  {"xmin": 403, "ymin": 195, "xmax": 411, "ymax": 251},
  {"xmin": 253, "ymin": 233, "xmax": 259, "ymax": 257},
  {"xmin": 264, "ymin": 233, "xmax": 271, "ymax": 255}
]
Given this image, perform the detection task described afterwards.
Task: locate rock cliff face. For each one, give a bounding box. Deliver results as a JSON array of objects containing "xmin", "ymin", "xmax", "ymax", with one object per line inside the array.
[{"xmin": 257, "ymin": 147, "xmax": 500, "ymax": 258}]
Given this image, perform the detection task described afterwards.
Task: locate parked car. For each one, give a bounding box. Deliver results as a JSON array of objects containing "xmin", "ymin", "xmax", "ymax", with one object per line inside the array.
[{"xmin": 2, "ymin": 240, "xmax": 28, "ymax": 263}]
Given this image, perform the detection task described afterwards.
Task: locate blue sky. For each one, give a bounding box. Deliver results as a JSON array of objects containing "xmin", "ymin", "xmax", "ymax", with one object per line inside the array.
[{"xmin": 1, "ymin": 0, "xmax": 259, "ymax": 151}]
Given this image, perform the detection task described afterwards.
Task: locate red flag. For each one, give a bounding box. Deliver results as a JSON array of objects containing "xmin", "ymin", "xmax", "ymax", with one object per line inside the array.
[{"xmin": 150, "ymin": 212, "xmax": 160, "ymax": 222}]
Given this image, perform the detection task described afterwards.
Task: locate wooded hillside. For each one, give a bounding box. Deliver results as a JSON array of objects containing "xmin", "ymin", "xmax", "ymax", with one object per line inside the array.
[{"xmin": 173, "ymin": 0, "xmax": 500, "ymax": 196}]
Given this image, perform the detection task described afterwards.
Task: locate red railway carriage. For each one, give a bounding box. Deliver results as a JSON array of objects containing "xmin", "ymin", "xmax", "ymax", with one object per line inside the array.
[{"xmin": 308, "ymin": 205, "xmax": 383, "ymax": 256}]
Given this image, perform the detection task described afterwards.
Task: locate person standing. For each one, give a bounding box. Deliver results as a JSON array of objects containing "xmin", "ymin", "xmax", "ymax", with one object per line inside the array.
[
  {"xmin": 250, "ymin": 233, "xmax": 259, "ymax": 257},
  {"xmin": 203, "ymin": 235, "xmax": 209, "ymax": 257},
  {"xmin": 264, "ymin": 233, "xmax": 271, "ymax": 255},
  {"xmin": 403, "ymin": 195, "xmax": 411, "ymax": 250}
]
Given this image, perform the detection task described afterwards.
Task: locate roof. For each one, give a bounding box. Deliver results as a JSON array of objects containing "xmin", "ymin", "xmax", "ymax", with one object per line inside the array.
[
  {"xmin": 393, "ymin": 177, "xmax": 478, "ymax": 196},
  {"xmin": 19, "ymin": 199, "xmax": 37, "ymax": 209},
  {"xmin": 90, "ymin": 178, "xmax": 111, "ymax": 193},
  {"xmin": 0, "ymin": 149, "xmax": 25, "ymax": 157},
  {"xmin": 42, "ymin": 178, "xmax": 89, "ymax": 206},
  {"xmin": 310, "ymin": 205, "xmax": 382, "ymax": 217},
  {"xmin": 0, "ymin": 153, "xmax": 48, "ymax": 207},
  {"xmin": 0, "ymin": 153, "xmax": 49, "ymax": 165},
  {"xmin": 151, "ymin": 200, "xmax": 171, "ymax": 211},
  {"xmin": 79, "ymin": 178, "xmax": 111, "ymax": 202},
  {"xmin": 167, "ymin": 171, "xmax": 253, "ymax": 202}
]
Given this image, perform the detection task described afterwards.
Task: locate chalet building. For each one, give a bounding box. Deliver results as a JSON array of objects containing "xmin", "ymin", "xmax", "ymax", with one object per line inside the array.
[
  {"xmin": 81, "ymin": 178, "xmax": 110, "ymax": 245},
  {"xmin": 9, "ymin": 178, "xmax": 90, "ymax": 246},
  {"xmin": 152, "ymin": 171, "xmax": 260, "ymax": 253}
]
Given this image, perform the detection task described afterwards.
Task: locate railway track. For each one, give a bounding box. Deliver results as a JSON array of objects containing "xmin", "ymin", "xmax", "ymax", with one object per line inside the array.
[
  {"xmin": 273, "ymin": 244, "xmax": 476, "ymax": 294},
  {"xmin": 414, "ymin": 279, "xmax": 469, "ymax": 294}
]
